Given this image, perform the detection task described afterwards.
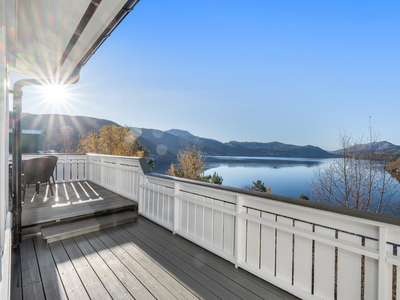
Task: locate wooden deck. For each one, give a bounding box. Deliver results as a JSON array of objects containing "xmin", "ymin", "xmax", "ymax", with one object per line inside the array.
[
  {"xmin": 20, "ymin": 181, "xmax": 136, "ymax": 227},
  {"xmin": 11, "ymin": 216, "xmax": 298, "ymax": 300}
]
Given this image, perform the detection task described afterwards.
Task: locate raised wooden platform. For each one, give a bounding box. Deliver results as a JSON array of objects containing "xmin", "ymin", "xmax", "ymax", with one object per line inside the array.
[
  {"xmin": 11, "ymin": 216, "xmax": 298, "ymax": 300},
  {"xmin": 41, "ymin": 211, "xmax": 137, "ymax": 243},
  {"xmin": 21, "ymin": 181, "xmax": 137, "ymax": 228}
]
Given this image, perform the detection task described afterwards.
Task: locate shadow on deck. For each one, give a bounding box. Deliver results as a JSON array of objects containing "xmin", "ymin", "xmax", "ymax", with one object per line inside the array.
[{"xmin": 11, "ymin": 216, "xmax": 298, "ymax": 300}]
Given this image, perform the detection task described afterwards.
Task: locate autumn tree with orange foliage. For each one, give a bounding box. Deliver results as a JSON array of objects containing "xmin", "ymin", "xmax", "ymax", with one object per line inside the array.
[{"xmin": 77, "ymin": 125, "xmax": 153, "ymax": 168}]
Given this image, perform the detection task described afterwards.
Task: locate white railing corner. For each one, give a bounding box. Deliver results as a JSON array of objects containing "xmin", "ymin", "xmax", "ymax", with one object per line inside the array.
[
  {"xmin": 138, "ymin": 169, "xmax": 144, "ymax": 215},
  {"xmin": 85, "ymin": 154, "xmax": 89, "ymax": 180},
  {"xmin": 173, "ymin": 181, "xmax": 180, "ymax": 234}
]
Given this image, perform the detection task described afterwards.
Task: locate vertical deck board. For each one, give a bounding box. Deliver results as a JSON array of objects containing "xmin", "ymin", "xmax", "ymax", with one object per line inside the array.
[
  {"xmin": 103, "ymin": 226, "xmax": 198, "ymax": 300},
  {"xmin": 122, "ymin": 223, "xmax": 246, "ymax": 300},
  {"xmin": 109, "ymin": 225, "xmax": 221, "ymax": 299},
  {"xmin": 72, "ymin": 235, "xmax": 134, "ymax": 300},
  {"xmin": 33, "ymin": 237, "xmax": 67, "ymax": 300},
  {"xmin": 48, "ymin": 241, "xmax": 89, "ymax": 300},
  {"xmin": 61, "ymin": 238, "xmax": 112, "ymax": 300},
  {"xmin": 93, "ymin": 230, "xmax": 178, "ymax": 300},
  {"xmin": 117, "ymin": 223, "xmax": 220, "ymax": 300},
  {"xmin": 20, "ymin": 239, "xmax": 45, "ymax": 300},
  {"xmin": 83, "ymin": 232, "xmax": 156, "ymax": 300},
  {"xmin": 10, "ymin": 248, "xmax": 22, "ymax": 300}
]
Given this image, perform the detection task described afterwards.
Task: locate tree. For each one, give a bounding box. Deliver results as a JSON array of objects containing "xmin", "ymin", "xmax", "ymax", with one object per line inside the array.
[
  {"xmin": 167, "ymin": 146, "xmax": 224, "ymax": 184},
  {"xmin": 244, "ymin": 180, "xmax": 272, "ymax": 193},
  {"xmin": 77, "ymin": 125, "xmax": 154, "ymax": 168},
  {"xmin": 298, "ymin": 194, "xmax": 309, "ymax": 200},
  {"xmin": 167, "ymin": 145, "xmax": 206, "ymax": 180},
  {"xmin": 76, "ymin": 130, "xmax": 100, "ymax": 154},
  {"xmin": 309, "ymin": 123, "xmax": 400, "ymax": 215},
  {"xmin": 200, "ymin": 171, "xmax": 224, "ymax": 185}
]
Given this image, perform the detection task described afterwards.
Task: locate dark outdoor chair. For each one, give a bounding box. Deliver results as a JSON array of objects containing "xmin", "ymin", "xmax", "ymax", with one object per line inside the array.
[
  {"xmin": 43, "ymin": 155, "xmax": 58, "ymax": 189},
  {"xmin": 22, "ymin": 157, "xmax": 57, "ymax": 202}
]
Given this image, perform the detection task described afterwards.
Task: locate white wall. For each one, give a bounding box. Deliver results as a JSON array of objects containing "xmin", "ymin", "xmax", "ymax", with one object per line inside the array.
[{"xmin": 0, "ymin": 0, "xmax": 9, "ymax": 254}]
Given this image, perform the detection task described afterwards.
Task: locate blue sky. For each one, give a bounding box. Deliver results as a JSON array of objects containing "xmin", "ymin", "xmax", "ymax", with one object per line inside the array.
[{"xmin": 11, "ymin": 1, "xmax": 400, "ymax": 151}]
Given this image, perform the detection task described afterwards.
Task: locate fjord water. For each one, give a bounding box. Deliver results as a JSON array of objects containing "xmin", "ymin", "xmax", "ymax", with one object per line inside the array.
[{"xmin": 204, "ymin": 156, "xmax": 330, "ymax": 199}]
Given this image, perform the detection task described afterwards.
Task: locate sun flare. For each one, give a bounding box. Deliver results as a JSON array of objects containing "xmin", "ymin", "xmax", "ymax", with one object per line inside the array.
[{"xmin": 44, "ymin": 85, "xmax": 68, "ymax": 104}]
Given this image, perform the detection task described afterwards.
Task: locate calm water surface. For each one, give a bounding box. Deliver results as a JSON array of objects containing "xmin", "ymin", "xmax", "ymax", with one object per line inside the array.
[{"xmin": 204, "ymin": 156, "xmax": 330, "ymax": 199}]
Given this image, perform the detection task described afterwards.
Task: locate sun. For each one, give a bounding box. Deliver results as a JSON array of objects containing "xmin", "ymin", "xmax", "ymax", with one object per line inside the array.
[{"xmin": 44, "ymin": 85, "xmax": 68, "ymax": 104}]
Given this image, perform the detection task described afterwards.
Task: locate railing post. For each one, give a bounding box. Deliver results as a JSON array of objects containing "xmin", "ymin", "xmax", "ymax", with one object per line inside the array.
[
  {"xmin": 100, "ymin": 156, "xmax": 105, "ymax": 187},
  {"xmin": 378, "ymin": 226, "xmax": 387, "ymax": 300},
  {"xmin": 138, "ymin": 170, "xmax": 144, "ymax": 215},
  {"xmin": 173, "ymin": 181, "xmax": 180, "ymax": 234},
  {"xmin": 116, "ymin": 158, "xmax": 121, "ymax": 192},
  {"xmin": 235, "ymin": 195, "xmax": 244, "ymax": 268},
  {"xmin": 85, "ymin": 154, "xmax": 89, "ymax": 180}
]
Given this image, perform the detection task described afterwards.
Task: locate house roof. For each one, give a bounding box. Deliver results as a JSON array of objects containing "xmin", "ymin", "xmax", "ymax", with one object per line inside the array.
[
  {"xmin": 9, "ymin": 129, "xmax": 44, "ymax": 135},
  {"xmin": 4, "ymin": 0, "xmax": 139, "ymax": 83}
]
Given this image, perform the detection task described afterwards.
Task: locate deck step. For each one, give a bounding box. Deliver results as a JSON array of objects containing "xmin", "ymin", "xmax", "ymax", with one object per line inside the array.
[{"xmin": 41, "ymin": 211, "xmax": 137, "ymax": 243}]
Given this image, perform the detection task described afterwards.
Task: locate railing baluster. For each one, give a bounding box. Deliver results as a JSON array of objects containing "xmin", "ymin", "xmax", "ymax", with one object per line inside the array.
[
  {"xmin": 235, "ymin": 195, "xmax": 244, "ymax": 268},
  {"xmin": 378, "ymin": 226, "xmax": 388, "ymax": 300}
]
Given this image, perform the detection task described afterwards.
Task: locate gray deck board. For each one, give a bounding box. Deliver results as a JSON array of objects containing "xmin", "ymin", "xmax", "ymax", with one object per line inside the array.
[
  {"xmin": 11, "ymin": 248, "xmax": 22, "ymax": 300},
  {"xmin": 15, "ymin": 216, "xmax": 298, "ymax": 300},
  {"xmin": 61, "ymin": 238, "xmax": 112, "ymax": 300},
  {"xmin": 33, "ymin": 237, "xmax": 67, "ymax": 300},
  {"xmin": 72, "ymin": 235, "xmax": 134, "ymax": 300},
  {"xmin": 21, "ymin": 181, "xmax": 136, "ymax": 226},
  {"xmin": 83, "ymin": 232, "xmax": 156, "ymax": 300},
  {"xmin": 112, "ymin": 224, "xmax": 219, "ymax": 300},
  {"xmin": 121, "ymin": 223, "xmax": 244, "ymax": 300},
  {"xmin": 103, "ymin": 226, "xmax": 198, "ymax": 300},
  {"xmin": 48, "ymin": 241, "xmax": 90, "ymax": 299},
  {"xmin": 94, "ymin": 230, "xmax": 182, "ymax": 300},
  {"xmin": 20, "ymin": 239, "xmax": 45, "ymax": 300}
]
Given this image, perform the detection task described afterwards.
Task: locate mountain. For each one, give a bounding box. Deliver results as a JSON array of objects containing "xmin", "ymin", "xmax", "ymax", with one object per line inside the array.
[
  {"xmin": 226, "ymin": 141, "xmax": 331, "ymax": 158},
  {"xmin": 12, "ymin": 113, "xmax": 120, "ymax": 150},
  {"xmin": 132, "ymin": 128, "xmax": 334, "ymax": 172},
  {"xmin": 18, "ymin": 113, "xmax": 335, "ymax": 172},
  {"xmin": 135, "ymin": 128, "xmax": 333, "ymax": 158},
  {"xmin": 165, "ymin": 129, "xmax": 194, "ymax": 137},
  {"xmin": 330, "ymin": 141, "xmax": 398, "ymax": 155}
]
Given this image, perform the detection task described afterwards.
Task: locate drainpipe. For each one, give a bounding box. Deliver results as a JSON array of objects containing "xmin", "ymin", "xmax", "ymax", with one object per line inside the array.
[{"xmin": 11, "ymin": 72, "xmax": 80, "ymax": 246}]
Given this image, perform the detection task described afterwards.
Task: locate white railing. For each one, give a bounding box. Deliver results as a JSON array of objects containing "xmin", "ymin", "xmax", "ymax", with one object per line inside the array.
[
  {"xmin": 0, "ymin": 212, "xmax": 12, "ymax": 300},
  {"xmin": 138, "ymin": 166, "xmax": 400, "ymax": 300},
  {"xmin": 86, "ymin": 154, "xmax": 141, "ymax": 201},
  {"xmin": 11, "ymin": 154, "xmax": 87, "ymax": 183},
  {"xmin": 7, "ymin": 153, "xmax": 400, "ymax": 299}
]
